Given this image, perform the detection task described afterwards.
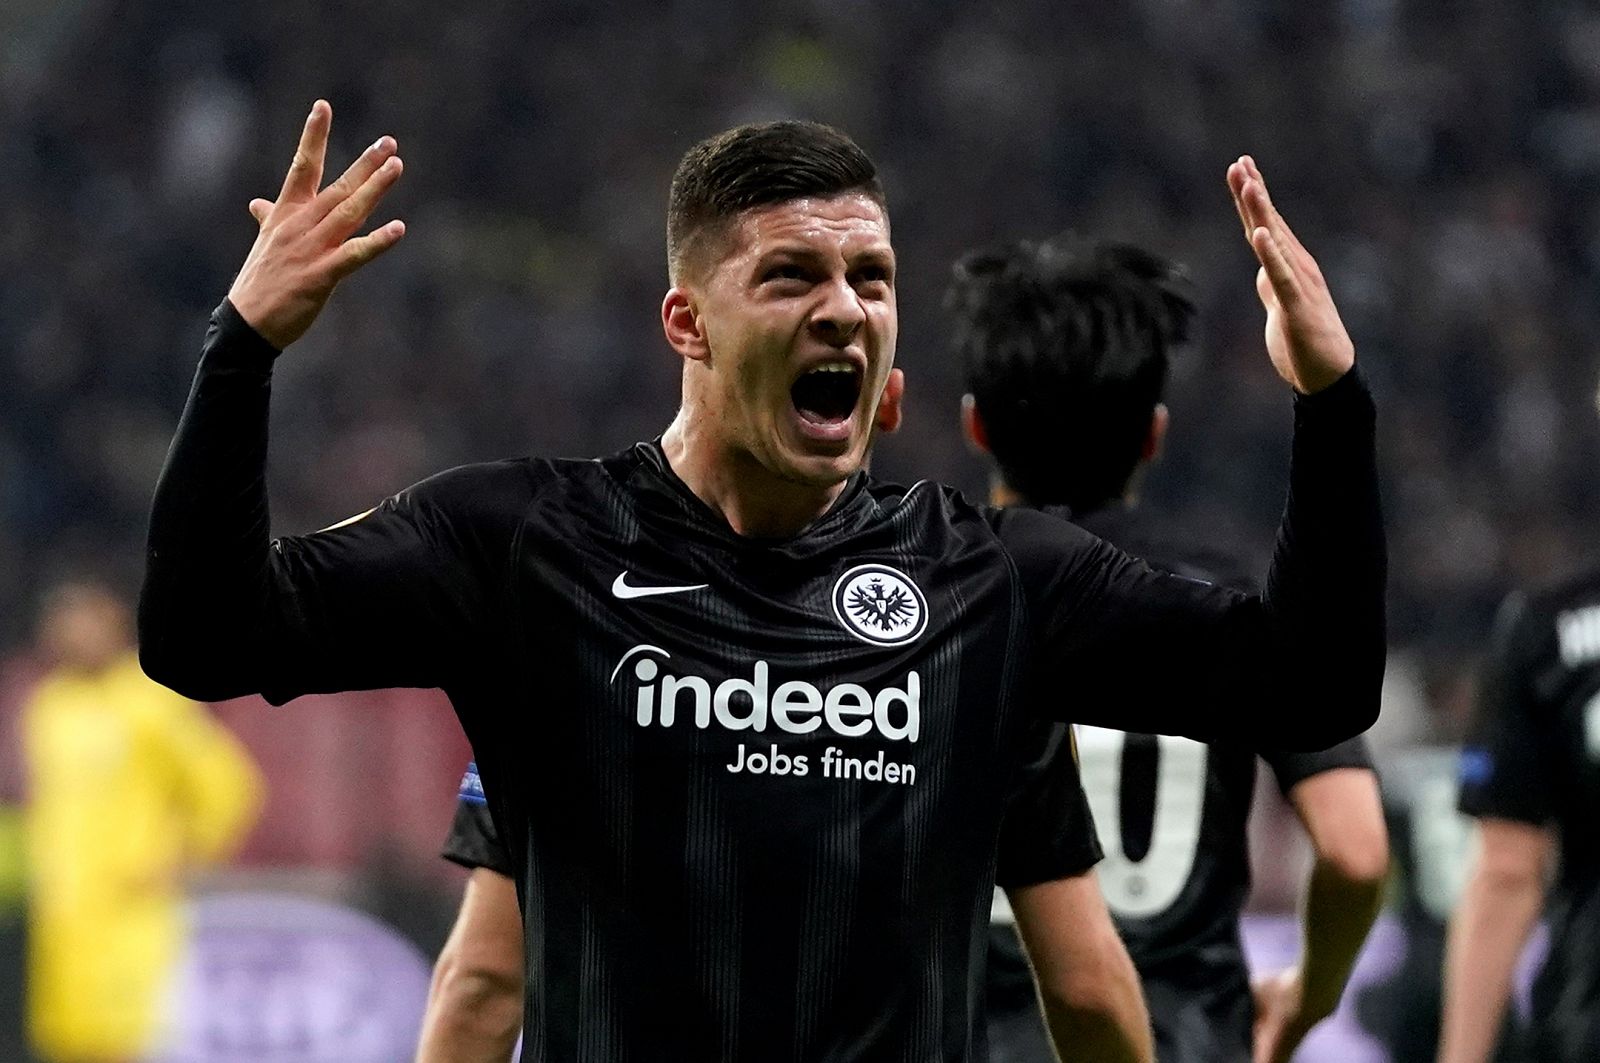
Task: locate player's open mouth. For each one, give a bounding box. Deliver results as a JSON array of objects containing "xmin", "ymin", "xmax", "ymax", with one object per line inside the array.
[{"xmin": 790, "ymin": 362, "xmax": 862, "ymax": 442}]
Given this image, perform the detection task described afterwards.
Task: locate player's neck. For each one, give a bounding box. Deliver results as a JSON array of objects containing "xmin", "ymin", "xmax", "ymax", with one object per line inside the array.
[
  {"xmin": 988, "ymin": 480, "xmax": 1028, "ymax": 509},
  {"xmin": 662, "ymin": 416, "xmax": 848, "ymax": 538},
  {"xmin": 987, "ymin": 476, "xmax": 1139, "ymax": 513}
]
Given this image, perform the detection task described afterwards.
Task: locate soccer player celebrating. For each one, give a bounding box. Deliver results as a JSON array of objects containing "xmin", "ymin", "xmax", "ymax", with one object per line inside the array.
[
  {"xmin": 946, "ymin": 236, "xmax": 1390, "ymax": 1063},
  {"xmin": 140, "ymin": 102, "xmax": 1383, "ymax": 1060},
  {"xmin": 1440, "ymin": 479, "xmax": 1600, "ymax": 1063}
]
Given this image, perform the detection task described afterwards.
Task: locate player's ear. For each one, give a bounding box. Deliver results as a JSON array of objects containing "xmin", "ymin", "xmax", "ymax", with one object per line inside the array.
[
  {"xmin": 874, "ymin": 368, "xmax": 905, "ymax": 433},
  {"xmin": 961, "ymin": 394, "xmax": 991, "ymax": 455},
  {"xmin": 1141, "ymin": 403, "xmax": 1169, "ymax": 463},
  {"xmin": 662, "ymin": 286, "xmax": 710, "ymax": 363}
]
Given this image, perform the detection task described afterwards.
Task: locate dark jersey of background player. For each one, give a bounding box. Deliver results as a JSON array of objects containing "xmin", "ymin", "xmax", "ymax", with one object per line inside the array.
[
  {"xmin": 140, "ymin": 124, "xmax": 1384, "ymax": 1061},
  {"xmin": 443, "ymin": 761, "xmax": 514, "ymax": 878},
  {"xmin": 948, "ymin": 236, "xmax": 1377, "ymax": 1063},
  {"xmin": 1457, "ymin": 570, "xmax": 1600, "ymax": 1062}
]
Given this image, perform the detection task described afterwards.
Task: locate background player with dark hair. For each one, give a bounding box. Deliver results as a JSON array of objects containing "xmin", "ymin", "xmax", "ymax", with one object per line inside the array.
[
  {"xmin": 947, "ymin": 235, "xmax": 1390, "ymax": 1063},
  {"xmin": 140, "ymin": 104, "xmax": 1384, "ymax": 1060},
  {"xmin": 1440, "ymin": 436, "xmax": 1600, "ymax": 1063}
]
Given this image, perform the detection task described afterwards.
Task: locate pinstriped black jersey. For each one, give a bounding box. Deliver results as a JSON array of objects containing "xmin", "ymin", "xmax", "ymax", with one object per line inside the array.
[
  {"xmin": 140, "ymin": 302, "xmax": 1385, "ymax": 1062},
  {"xmin": 445, "ymin": 714, "xmax": 1103, "ymax": 883}
]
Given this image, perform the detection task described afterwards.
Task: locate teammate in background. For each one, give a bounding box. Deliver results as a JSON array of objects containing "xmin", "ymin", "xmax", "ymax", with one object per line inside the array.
[
  {"xmin": 23, "ymin": 581, "xmax": 262, "ymax": 1063},
  {"xmin": 1439, "ymin": 484, "xmax": 1600, "ymax": 1063},
  {"xmin": 415, "ymin": 763, "xmax": 521, "ymax": 1063},
  {"xmin": 140, "ymin": 103, "xmax": 1384, "ymax": 1060},
  {"xmin": 947, "ymin": 236, "xmax": 1390, "ymax": 1063},
  {"xmin": 1354, "ymin": 744, "xmax": 1512, "ymax": 1063},
  {"xmin": 986, "ymin": 723, "xmax": 1151, "ymax": 1063}
]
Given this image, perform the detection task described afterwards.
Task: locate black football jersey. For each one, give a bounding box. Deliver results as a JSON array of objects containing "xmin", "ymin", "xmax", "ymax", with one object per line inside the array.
[
  {"xmin": 139, "ymin": 303, "xmax": 1384, "ymax": 1062},
  {"xmin": 1459, "ymin": 571, "xmax": 1600, "ymax": 1063},
  {"xmin": 445, "ymin": 719, "xmax": 1104, "ymax": 887}
]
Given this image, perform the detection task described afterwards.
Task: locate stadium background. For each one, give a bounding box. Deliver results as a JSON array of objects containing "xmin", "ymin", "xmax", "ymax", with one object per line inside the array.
[{"xmin": 0, "ymin": 0, "xmax": 1594, "ymax": 1059}]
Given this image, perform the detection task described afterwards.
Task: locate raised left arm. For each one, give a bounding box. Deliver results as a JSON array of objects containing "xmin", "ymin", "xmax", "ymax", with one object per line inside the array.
[{"xmin": 1004, "ymin": 159, "xmax": 1384, "ymax": 751}]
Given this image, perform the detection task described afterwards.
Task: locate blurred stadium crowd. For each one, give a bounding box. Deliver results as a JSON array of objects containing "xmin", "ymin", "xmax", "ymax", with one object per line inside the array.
[
  {"xmin": 0, "ymin": 0, "xmax": 1597, "ymax": 1057},
  {"xmin": 4, "ymin": 0, "xmax": 1598, "ymax": 667}
]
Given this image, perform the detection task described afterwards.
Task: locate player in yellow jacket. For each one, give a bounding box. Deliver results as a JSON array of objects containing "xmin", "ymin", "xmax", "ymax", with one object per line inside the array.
[{"xmin": 22, "ymin": 582, "xmax": 263, "ymax": 1063}]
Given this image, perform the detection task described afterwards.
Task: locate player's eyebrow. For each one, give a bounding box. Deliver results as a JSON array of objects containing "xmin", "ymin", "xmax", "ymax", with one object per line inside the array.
[{"xmin": 752, "ymin": 243, "xmax": 896, "ymax": 274}]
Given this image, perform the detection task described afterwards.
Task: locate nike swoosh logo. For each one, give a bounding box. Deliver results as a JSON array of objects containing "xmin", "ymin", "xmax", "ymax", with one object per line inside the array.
[{"xmin": 611, "ymin": 572, "xmax": 709, "ymax": 600}]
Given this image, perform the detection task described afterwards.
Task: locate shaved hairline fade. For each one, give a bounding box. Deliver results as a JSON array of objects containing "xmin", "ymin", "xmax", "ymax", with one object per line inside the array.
[{"xmin": 666, "ymin": 121, "xmax": 887, "ymax": 285}]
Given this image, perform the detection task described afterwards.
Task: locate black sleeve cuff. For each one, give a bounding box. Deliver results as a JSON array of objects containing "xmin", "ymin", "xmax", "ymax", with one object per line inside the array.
[
  {"xmin": 1458, "ymin": 788, "xmax": 1553, "ymax": 828},
  {"xmin": 439, "ymin": 796, "xmax": 515, "ymax": 875},
  {"xmin": 1265, "ymin": 736, "xmax": 1376, "ymax": 795},
  {"xmin": 205, "ymin": 298, "xmax": 282, "ymax": 372},
  {"xmin": 995, "ymin": 836, "xmax": 1104, "ymax": 890},
  {"xmin": 1292, "ymin": 364, "xmax": 1375, "ymax": 422},
  {"xmin": 441, "ymin": 844, "xmax": 516, "ymax": 876}
]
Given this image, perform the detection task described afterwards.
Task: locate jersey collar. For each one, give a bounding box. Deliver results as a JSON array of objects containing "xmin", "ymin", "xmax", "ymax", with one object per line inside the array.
[{"xmin": 626, "ymin": 439, "xmax": 877, "ymax": 552}]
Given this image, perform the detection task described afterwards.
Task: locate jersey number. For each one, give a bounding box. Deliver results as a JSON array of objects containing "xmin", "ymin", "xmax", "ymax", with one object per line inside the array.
[{"xmin": 1075, "ymin": 725, "xmax": 1207, "ymax": 919}]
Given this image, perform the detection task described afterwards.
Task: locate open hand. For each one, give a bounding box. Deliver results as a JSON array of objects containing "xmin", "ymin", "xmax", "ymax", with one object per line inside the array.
[
  {"xmin": 1226, "ymin": 156, "xmax": 1354, "ymax": 395},
  {"xmin": 228, "ymin": 100, "xmax": 406, "ymax": 350},
  {"xmin": 1251, "ymin": 966, "xmax": 1322, "ymax": 1063}
]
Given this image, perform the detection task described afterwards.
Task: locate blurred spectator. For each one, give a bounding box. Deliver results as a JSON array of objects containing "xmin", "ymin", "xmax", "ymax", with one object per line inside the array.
[{"xmin": 22, "ymin": 582, "xmax": 261, "ymax": 1063}]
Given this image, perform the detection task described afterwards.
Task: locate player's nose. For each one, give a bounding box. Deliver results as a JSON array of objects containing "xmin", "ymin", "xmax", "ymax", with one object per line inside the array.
[{"xmin": 808, "ymin": 277, "xmax": 865, "ymax": 347}]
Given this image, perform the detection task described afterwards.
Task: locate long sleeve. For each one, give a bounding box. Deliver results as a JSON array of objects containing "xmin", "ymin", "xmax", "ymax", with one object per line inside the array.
[
  {"xmin": 999, "ymin": 367, "xmax": 1385, "ymax": 750},
  {"xmin": 140, "ymin": 301, "xmax": 280, "ymax": 701},
  {"xmin": 139, "ymin": 302, "xmax": 529, "ymax": 705}
]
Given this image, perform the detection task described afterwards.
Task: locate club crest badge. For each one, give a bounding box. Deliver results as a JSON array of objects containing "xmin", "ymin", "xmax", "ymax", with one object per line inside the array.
[{"xmin": 832, "ymin": 563, "xmax": 928, "ymax": 646}]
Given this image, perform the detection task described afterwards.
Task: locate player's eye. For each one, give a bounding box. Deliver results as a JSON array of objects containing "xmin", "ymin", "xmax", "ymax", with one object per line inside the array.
[
  {"xmin": 763, "ymin": 263, "xmax": 810, "ymax": 284},
  {"xmin": 854, "ymin": 264, "xmax": 891, "ymax": 285}
]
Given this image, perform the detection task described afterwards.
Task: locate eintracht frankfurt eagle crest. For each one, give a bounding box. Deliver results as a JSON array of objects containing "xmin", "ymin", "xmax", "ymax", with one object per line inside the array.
[{"xmin": 832, "ymin": 563, "xmax": 929, "ymax": 646}]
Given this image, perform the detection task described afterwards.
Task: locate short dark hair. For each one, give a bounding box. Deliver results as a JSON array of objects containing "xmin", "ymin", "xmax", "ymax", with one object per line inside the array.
[
  {"xmin": 667, "ymin": 121, "xmax": 886, "ymax": 282},
  {"xmin": 947, "ymin": 235, "xmax": 1196, "ymax": 512}
]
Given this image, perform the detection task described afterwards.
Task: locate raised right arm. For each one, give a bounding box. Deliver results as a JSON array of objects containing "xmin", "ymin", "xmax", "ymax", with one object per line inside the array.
[
  {"xmin": 139, "ymin": 304, "xmax": 519, "ymax": 703},
  {"xmin": 139, "ymin": 102, "xmax": 501, "ymax": 704},
  {"xmin": 141, "ymin": 298, "xmax": 293, "ymax": 701}
]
